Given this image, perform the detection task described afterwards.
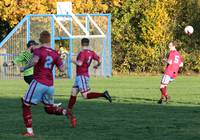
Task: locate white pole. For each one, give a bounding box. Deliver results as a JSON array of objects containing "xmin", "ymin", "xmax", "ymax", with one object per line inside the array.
[
  {"xmin": 87, "ymin": 14, "xmax": 105, "ymax": 37},
  {"xmin": 53, "ymin": 15, "xmax": 72, "ymax": 37},
  {"xmin": 69, "ymin": 12, "xmax": 90, "ymax": 35}
]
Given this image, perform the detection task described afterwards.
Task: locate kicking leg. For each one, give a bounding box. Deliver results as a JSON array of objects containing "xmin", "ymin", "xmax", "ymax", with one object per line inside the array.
[
  {"xmin": 82, "ymin": 90, "xmax": 112, "ymax": 103},
  {"xmin": 44, "ymin": 105, "xmax": 65, "ymax": 115}
]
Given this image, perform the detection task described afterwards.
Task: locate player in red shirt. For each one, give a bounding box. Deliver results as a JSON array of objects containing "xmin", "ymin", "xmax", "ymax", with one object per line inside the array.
[
  {"xmin": 66, "ymin": 38, "xmax": 112, "ymax": 127},
  {"xmin": 20, "ymin": 31, "xmax": 67, "ymax": 137},
  {"xmin": 158, "ymin": 41, "xmax": 183, "ymax": 104}
]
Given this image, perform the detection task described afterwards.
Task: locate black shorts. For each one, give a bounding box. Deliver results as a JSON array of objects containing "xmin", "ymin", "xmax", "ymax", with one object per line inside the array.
[{"xmin": 24, "ymin": 75, "xmax": 34, "ymax": 85}]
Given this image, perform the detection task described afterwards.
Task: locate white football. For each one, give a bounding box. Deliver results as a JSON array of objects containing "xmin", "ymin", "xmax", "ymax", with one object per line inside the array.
[{"xmin": 184, "ymin": 25, "xmax": 194, "ymax": 35}]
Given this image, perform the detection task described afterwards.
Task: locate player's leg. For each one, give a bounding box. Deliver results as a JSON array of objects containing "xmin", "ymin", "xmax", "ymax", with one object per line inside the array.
[
  {"xmin": 67, "ymin": 76, "xmax": 80, "ymax": 113},
  {"xmin": 42, "ymin": 86, "xmax": 66, "ymax": 115},
  {"xmin": 21, "ymin": 80, "xmax": 39, "ymax": 136},
  {"xmin": 21, "ymin": 99, "xmax": 34, "ymax": 137},
  {"xmin": 158, "ymin": 75, "xmax": 171, "ymax": 104},
  {"xmin": 66, "ymin": 87, "xmax": 79, "ymax": 127},
  {"xmin": 67, "ymin": 87, "xmax": 79, "ymax": 111},
  {"xmin": 22, "ymin": 80, "xmax": 50, "ymax": 136},
  {"xmin": 79, "ymin": 76, "xmax": 112, "ymax": 102},
  {"xmin": 83, "ymin": 91, "xmax": 112, "ymax": 102}
]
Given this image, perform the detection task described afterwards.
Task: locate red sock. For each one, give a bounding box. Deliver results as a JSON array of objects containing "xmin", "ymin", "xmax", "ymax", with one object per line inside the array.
[
  {"xmin": 68, "ymin": 95, "xmax": 77, "ymax": 109},
  {"xmin": 44, "ymin": 106, "xmax": 64, "ymax": 115},
  {"xmin": 22, "ymin": 102, "xmax": 32, "ymax": 128},
  {"xmin": 86, "ymin": 92, "xmax": 104, "ymax": 99},
  {"xmin": 160, "ymin": 87, "xmax": 167, "ymax": 97}
]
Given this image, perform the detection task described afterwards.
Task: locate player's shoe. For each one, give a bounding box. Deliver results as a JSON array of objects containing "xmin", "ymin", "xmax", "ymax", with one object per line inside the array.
[
  {"xmin": 21, "ymin": 132, "xmax": 34, "ymax": 137},
  {"xmin": 165, "ymin": 95, "xmax": 171, "ymax": 103},
  {"xmin": 103, "ymin": 90, "xmax": 112, "ymax": 103},
  {"xmin": 157, "ymin": 96, "xmax": 170, "ymax": 104},
  {"xmin": 71, "ymin": 117, "xmax": 77, "ymax": 127},
  {"xmin": 53, "ymin": 102, "xmax": 62, "ymax": 107},
  {"xmin": 66, "ymin": 109, "xmax": 77, "ymax": 127},
  {"xmin": 157, "ymin": 97, "xmax": 165, "ymax": 104}
]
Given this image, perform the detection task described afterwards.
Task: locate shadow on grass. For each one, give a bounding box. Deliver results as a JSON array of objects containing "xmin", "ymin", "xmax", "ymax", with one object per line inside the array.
[{"xmin": 0, "ymin": 97, "xmax": 200, "ymax": 140}]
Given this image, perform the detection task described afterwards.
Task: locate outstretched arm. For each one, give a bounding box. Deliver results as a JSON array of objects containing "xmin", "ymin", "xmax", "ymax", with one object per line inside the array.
[{"xmin": 20, "ymin": 56, "xmax": 39, "ymax": 72}]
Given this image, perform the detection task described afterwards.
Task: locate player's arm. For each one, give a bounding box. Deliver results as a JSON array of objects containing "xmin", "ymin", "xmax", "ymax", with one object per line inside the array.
[
  {"xmin": 4, "ymin": 52, "xmax": 25, "ymax": 67},
  {"xmin": 71, "ymin": 58, "xmax": 83, "ymax": 66},
  {"xmin": 93, "ymin": 52, "xmax": 101, "ymax": 69},
  {"xmin": 3, "ymin": 52, "xmax": 24, "ymax": 67},
  {"xmin": 3, "ymin": 61, "xmax": 14, "ymax": 67},
  {"xmin": 58, "ymin": 64, "xmax": 65, "ymax": 72},
  {"xmin": 179, "ymin": 62, "xmax": 183, "ymax": 67},
  {"xmin": 20, "ymin": 56, "xmax": 39, "ymax": 72},
  {"xmin": 179, "ymin": 55, "xmax": 183, "ymax": 67},
  {"xmin": 163, "ymin": 53, "xmax": 172, "ymax": 67},
  {"xmin": 20, "ymin": 49, "xmax": 40, "ymax": 72},
  {"xmin": 93, "ymin": 58, "xmax": 101, "ymax": 69},
  {"xmin": 56, "ymin": 55, "xmax": 65, "ymax": 72},
  {"xmin": 167, "ymin": 59, "xmax": 172, "ymax": 65},
  {"xmin": 71, "ymin": 52, "xmax": 84, "ymax": 66},
  {"xmin": 13, "ymin": 51, "xmax": 27, "ymax": 65}
]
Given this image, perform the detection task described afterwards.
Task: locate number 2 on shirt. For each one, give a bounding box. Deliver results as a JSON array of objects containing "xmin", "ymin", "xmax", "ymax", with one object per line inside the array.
[{"xmin": 44, "ymin": 56, "xmax": 53, "ymax": 69}]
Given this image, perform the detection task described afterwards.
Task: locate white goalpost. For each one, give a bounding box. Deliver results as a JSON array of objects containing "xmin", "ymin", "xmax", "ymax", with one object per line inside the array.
[{"xmin": 56, "ymin": 2, "xmax": 105, "ymax": 39}]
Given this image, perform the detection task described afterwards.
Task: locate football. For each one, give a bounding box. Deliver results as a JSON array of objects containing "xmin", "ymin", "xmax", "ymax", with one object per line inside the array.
[{"xmin": 184, "ymin": 25, "xmax": 194, "ymax": 35}]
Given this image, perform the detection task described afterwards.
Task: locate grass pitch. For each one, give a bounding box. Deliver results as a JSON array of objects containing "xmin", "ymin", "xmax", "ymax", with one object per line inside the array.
[{"xmin": 0, "ymin": 75, "xmax": 200, "ymax": 140}]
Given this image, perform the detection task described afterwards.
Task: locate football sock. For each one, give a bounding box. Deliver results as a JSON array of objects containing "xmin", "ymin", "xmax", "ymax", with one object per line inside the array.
[
  {"xmin": 44, "ymin": 105, "xmax": 64, "ymax": 115},
  {"xmin": 68, "ymin": 95, "xmax": 77, "ymax": 109},
  {"xmin": 22, "ymin": 102, "xmax": 32, "ymax": 128},
  {"xmin": 160, "ymin": 87, "xmax": 167, "ymax": 97},
  {"xmin": 86, "ymin": 92, "xmax": 104, "ymax": 99}
]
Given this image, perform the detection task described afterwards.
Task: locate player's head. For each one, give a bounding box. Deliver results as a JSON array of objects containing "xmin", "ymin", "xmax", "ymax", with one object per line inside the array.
[
  {"xmin": 81, "ymin": 38, "xmax": 89, "ymax": 47},
  {"xmin": 168, "ymin": 41, "xmax": 177, "ymax": 50},
  {"xmin": 27, "ymin": 40, "xmax": 39, "ymax": 53},
  {"xmin": 39, "ymin": 30, "xmax": 51, "ymax": 44}
]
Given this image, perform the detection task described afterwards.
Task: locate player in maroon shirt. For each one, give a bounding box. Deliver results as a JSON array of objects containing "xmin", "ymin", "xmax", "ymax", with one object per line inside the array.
[
  {"xmin": 158, "ymin": 41, "xmax": 183, "ymax": 104},
  {"xmin": 66, "ymin": 38, "xmax": 112, "ymax": 127},
  {"xmin": 20, "ymin": 31, "xmax": 67, "ymax": 137}
]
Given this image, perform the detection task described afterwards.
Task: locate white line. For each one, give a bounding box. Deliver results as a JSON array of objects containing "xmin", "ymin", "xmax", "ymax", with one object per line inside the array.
[
  {"xmin": 69, "ymin": 12, "xmax": 90, "ymax": 35},
  {"xmin": 87, "ymin": 15, "xmax": 105, "ymax": 37},
  {"xmin": 53, "ymin": 15, "xmax": 72, "ymax": 37}
]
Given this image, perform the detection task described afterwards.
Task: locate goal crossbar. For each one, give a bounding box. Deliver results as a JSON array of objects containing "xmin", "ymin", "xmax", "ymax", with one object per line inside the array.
[{"xmin": 53, "ymin": 13, "xmax": 106, "ymax": 39}]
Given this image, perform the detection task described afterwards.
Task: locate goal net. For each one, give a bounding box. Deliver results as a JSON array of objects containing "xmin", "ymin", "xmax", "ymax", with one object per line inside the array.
[{"xmin": 0, "ymin": 13, "xmax": 111, "ymax": 79}]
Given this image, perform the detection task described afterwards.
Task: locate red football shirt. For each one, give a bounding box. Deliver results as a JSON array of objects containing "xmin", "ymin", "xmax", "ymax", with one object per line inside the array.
[
  {"xmin": 164, "ymin": 50, "xmax": 183, "ymax": 78},
  {"xmin": 33, "ymin": 46, "xmax": 63, "ymax": 86},
  {"xmin": 76, "ymin": 49, "xmax": 100, "ymax": 77}
]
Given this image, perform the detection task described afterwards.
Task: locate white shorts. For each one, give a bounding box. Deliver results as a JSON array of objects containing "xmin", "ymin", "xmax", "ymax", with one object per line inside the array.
[
  {"xmin": 23, "ymin": 79, "xmax": 54, "ymax": 105},
  {"xmin": 73, "ymin": 75, "xmax": 90, "ymax": 93},
  {"xmin": 161, "ymin": 74, "xmax": 174, "ymax": 85}
]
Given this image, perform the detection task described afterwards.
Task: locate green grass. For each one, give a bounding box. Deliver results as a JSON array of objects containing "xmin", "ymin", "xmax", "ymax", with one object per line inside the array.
[{"xmin": 0, "ymin": 75, "xmax": 200, "ymax": 140}]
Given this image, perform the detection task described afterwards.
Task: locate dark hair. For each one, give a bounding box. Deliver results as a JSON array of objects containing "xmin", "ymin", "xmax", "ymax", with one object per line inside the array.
[
  {"xmin": 81, "ymin": 38, "xmax": 89, "ymax": 46},
  {"xmin": 39, "ymin": 30, "xmax": 51, "ymax": 44},
  {"xmin": 171, "ymin": 40, "xmax": 178, "ymax": 47},
  {"xmin": 27, "ymin": 40, "xmax": 39, "ymax": 48}
]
